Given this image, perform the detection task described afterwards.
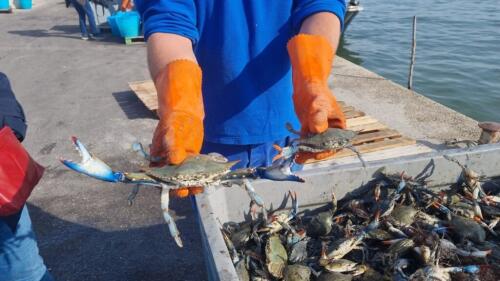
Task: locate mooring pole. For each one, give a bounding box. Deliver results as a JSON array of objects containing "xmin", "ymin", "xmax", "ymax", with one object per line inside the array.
[{"xmin": 408, "ymin": 16, "xmax": 417, "ymax": 90}]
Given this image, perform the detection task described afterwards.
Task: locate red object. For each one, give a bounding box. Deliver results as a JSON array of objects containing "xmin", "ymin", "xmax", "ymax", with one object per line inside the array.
[{"xmin": 0, "ymin": 127, "xmax": 44, "ymax": 216}]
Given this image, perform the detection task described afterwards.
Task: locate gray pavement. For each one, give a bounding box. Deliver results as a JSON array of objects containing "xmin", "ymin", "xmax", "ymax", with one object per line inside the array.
[
  {"xmin": 0, "ymin": 1, "xmax": 481, "ymax": 281},
  {"xmin": 1, "ymin": 1, "xmax": 207, "ymax": 280}
]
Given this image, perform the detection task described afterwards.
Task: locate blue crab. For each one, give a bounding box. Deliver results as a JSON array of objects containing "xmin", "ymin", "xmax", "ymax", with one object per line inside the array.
[
  {"xmin": 60, "ymin": 137, "xmax": 304, "ymax": 247},
  {"xmin": 274, "ymin": 123, "xmax": 365, "ymax": 166}
]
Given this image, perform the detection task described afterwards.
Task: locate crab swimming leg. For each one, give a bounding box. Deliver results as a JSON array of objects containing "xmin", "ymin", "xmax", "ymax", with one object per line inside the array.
[{"xmin": 160, "ymin": 185, "xmax": 183, "ymax": 248}]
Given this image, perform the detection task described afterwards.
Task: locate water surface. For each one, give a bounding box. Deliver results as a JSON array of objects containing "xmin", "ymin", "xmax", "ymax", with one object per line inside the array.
[{"xmin": 339, "ymin": 0, "xmax": 500, "ymax": 121}]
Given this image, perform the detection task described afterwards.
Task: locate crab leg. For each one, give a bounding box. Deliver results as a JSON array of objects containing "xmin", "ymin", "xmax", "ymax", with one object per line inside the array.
[
  {"xmin": 160, "ymin": 185, "xmax": 183, "ymax": 248},
  {"xmin": 127, "ymin": 184, "xmax": 140, "ymax": 206},
  {"xmin": 131, "ymin": 142, "xmax": 163, "ymax": 163},
  {"xmin": 244, "ymin": 179, "xmax": 267, "ymax": 219}
]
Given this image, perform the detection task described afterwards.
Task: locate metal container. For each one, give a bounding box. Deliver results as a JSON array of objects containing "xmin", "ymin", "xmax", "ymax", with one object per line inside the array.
[{"xmin": 195, "ymin": 143, "xmax": 500, "ymax": 281}]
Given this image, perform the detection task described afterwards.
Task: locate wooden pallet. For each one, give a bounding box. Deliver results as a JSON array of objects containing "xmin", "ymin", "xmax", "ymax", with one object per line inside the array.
[
  {"xmin": 0, "ymin": 7, "xmax": 12, "ymax": 13},
  {"xmin": 124, "ymin": 36, "xmax": 144, "ymax": 45},
  {"xmin": 127, "ymin": 80, "xmax": 416, "ymax": 161}
]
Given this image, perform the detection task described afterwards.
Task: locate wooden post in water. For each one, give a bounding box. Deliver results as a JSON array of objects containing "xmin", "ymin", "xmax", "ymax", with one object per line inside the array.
[{"xmin": 408, "ymin": 16, "xmax": 417, "ymax": 90}]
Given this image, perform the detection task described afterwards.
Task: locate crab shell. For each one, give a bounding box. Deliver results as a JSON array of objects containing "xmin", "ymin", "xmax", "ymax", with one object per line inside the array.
[
  {"xmin": 266, "ymin": 234, "xmax": 288, "ymax": 279},
  {"xmin": 141, "ymin": 154, "xmax": 238, "ymax": 187},
  {"xmin": 283, "ymin": 264, "xmax": 311, "ymax": 281},
  {"xmin": 296, "ymin": 128, "xmax": 357, "ymax": 152}
]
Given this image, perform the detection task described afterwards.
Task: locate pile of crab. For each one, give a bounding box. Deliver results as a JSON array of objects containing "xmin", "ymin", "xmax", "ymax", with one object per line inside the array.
[{"xmin": 221, "ymin": 157, "xmax": 500, "ymax": 281}]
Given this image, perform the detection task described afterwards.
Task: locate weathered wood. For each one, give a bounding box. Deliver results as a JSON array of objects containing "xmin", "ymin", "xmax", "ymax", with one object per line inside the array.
[
  {"xmin": 304, "ymin": 137, "xmax": 416, "ymax": 163},
  {"xmin": 352, "ymin": 129, "xmax": 401, "ymax": 145},
  {"xmin": 346, "ymin": 116, "xmax": 379, "ymax": 128},
  {"xmin": 349, "ymin": 122, "xmax": 389, "ymax": 133},
  {"xmin": 344, "ymin": 110, "xmax": 365, "ymax": 119},
  {"xmin": 127, "ymin": 80, "xmax": 416, "ymax": 160},
  {"xmin": 341, "ymin": 105, "xmax": 355, "ymax": 112},
  {"xmin": 408, "ymin": 16, "xmax": 417, "ymax": 89},
  {"xmin": 128, "ymin": 80, "xmax": 157, "ymax": 111}
]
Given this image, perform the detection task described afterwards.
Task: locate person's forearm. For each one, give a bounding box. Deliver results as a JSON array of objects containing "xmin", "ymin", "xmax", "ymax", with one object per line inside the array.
[
  {"xmin": 299, "ymin": 12, "xmax": 341, "ymax": 53},
  {"xmin": 147, "ymin": 33, "xmax": 197, "ymax": 79}
]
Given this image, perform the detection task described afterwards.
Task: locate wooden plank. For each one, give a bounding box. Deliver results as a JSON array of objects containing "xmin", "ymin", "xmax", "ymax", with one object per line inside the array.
[
  {"xmin": 302, "ymin": 144, "xmax": 433, "ymax": 169},
  {"xmin": 303, "ymin": 137, "xmax": 416, "ymax": 163},
  {"xmin": 346, "ymin": 116, "xmax": 379, "ymax": 128},
  {"xmin": 344, "ymin": 110, "xmax": 365, "ymax": 119},
  {"xmin": 128, "ymin": 81, "xmax": 158, "ymax": 111},
  {"xmin": 341, "ymin": 105, "xmax": 355, "ymax": 112},
  {"xmin": 352, "ymin": 129, "xmax": 401, "ymax": 145},
  {"xmin": 126, "ymin": 84, "xmax": 368, "ymax": 121},
  {"xmin": 349, "ymin": 122, "xmax": 389, "ymax": 133},
  {"xmin": 336, "ymin": 137, "xmax": 416, "ymax": 158}
]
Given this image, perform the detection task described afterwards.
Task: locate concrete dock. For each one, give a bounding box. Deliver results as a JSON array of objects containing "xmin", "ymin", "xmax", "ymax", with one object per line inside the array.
[{"xmin": 0, "ymin": 1, "xmax": 480, "ymax": 280}]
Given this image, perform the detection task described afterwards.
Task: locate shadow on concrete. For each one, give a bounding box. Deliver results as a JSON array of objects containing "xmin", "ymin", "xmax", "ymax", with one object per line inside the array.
[
  {"xmin": 28, "ymin": 198, "xmax": 207, "ymax": 281},
  {"xmin": 112, "ymin": 91, "xmax": 157, "ymax": 120},
  {"xmin": 8, "ymin": 28, "xmax": 81, "ymax": 40},
  {"xmin": 8, "ymin": 24, "xmax": 125, "ymax": 44}
]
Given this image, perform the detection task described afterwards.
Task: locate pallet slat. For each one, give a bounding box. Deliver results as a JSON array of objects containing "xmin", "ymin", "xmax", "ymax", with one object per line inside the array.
[
  {"xmin": 335, "ymin": 137, "xmax": 416, "ymax": 158},
  {"xmin": 349, "ymin": 122, "xmax": 388, "ymax": 133},
  {"xmin": 346, "ymin": 116, "xmax": 379, "ymax": 128},
  {"xmin": 344, "ymin": 110, "xmax": 365, "ymax": 119},
  {"xmin": 352, "ymin": 129, "xmax": 401, "ymax": 145},
  {"xmin": 304, "ymin": 137, "xmax": 417, "ymax": 163},
  {"xmin": 128, "ymin": 81, "xmax": 157, "ymax": 112},
  {"xmin": 126, "ymin": 80, "xmax": 417, "ymax": 161}
]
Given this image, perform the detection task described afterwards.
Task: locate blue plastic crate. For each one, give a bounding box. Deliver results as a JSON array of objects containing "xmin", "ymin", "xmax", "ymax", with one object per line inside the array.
[{"xmin": 115, "ymin": 11, "xmax": 140, "ymax": 38}]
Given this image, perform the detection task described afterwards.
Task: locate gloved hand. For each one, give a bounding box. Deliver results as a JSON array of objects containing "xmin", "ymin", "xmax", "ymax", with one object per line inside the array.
[
  {"xmin": 151, "ymin": 60, "xmax": 205, "ymax": 198},
  {"xmin": 287, "ymin": 34, "xmax": 346, "ymax": 164}
]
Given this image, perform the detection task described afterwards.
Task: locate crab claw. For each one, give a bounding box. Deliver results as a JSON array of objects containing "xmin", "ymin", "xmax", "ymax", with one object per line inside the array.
[
  {"xmin": 272, "ymin": 144, "xmax": 297, "ymax": 162},
  {"xmin": 60, "ymin": 137, "xmax": 123, "ymax": 183},
  {"xmin": 257, "ymin": 158, "xmax": 305, "ymax": 183}
]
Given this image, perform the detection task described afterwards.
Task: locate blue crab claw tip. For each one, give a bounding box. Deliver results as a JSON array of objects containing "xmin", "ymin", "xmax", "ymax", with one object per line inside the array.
[
  {"xmin": 61, "ymin": 138, "xmax": 122, "ymax": 183},
  {"xmin": 60, "ymin": 158, "xmax": 88, "ymax": 175}
]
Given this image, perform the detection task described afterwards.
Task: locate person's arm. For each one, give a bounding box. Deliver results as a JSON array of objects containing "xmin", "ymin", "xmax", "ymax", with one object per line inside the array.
[
  {"xmin": 136, "ymin": 1, "xmax": 204, "ymax": 197},
  {"xmin": 299, "ymin": 12, "xmax": 342, "ymax": 54},
  {"xmin": 147, "ymin": 33, "xmax": 197, "ymax": 81},
  {"xmin": 287, "ymin": 1, "xmax": 346, "ymax": 163}
]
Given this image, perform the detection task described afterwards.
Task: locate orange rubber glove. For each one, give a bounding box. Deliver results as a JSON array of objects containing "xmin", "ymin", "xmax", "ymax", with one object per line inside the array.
[
  {"xmin": 287, "ymin": 34, "xmax": 346, "ymax": 164},
  {"xmin": 151, "ymin": 60, "xmax": 205, "ymax": 198}
]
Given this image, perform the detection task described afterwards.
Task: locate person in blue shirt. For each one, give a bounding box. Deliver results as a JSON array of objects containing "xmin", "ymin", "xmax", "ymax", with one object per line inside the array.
[{"xmin": 135, "ymin": 1, "xmax": 347, "ymax": 198}]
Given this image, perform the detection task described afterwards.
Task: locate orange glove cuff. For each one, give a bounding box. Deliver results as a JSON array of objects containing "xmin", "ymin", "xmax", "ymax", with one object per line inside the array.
[
  {"xmin": 151, "ymin": 60, "xmax": 204, "ymax": 165},
  {"xmin": 154, "ymin": 59, "xmax": 204, "ymax": 120},
  {"xmin": 287, "ymin": 34, "xmax": 334, "ymax": 85},
  {"xmin": 287, "ymin": 34, "xmax": 346, "ymax": 133}
]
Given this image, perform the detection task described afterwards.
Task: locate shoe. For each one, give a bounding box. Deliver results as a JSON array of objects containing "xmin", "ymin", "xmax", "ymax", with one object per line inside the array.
[{"xmin": 81, "ymin": 36, "xmax": 89, "ymax": 40}]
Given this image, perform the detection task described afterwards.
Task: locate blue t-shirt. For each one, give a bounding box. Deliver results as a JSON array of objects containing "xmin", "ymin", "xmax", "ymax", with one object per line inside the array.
[{"xmin": 136, "ymin": 0, "xmax": 346, "ymax": 145}]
